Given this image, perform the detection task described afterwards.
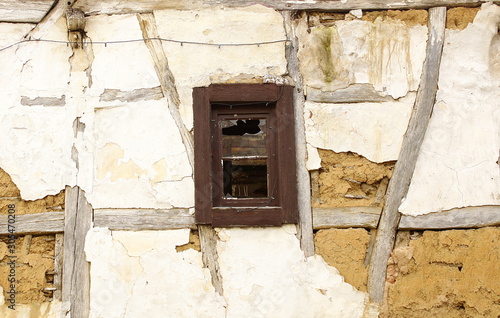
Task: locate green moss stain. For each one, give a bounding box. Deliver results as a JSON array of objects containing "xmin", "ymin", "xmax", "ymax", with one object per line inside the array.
[{"xmin": 312, "ymin": 26, "xmax": 342, "ymax": 84}]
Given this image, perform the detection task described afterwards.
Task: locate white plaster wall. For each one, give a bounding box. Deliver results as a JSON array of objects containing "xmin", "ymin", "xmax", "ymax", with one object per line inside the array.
[
  {"xmin": 400, "ymin": 3, "xmax": 500, "ymax": 215},
  {"xmin": 154, "ymin": 5, "xmax": 288, "ymax": 130},
  {"xmin": 304, "ymin": 95, "xmax": 414, "ymax": 163},
  {"xmin": 85, "ymin": 227, "xmax": 366, "ymax": 318},
  {"xmin": 85, "ymin": 228, "xmax": 225, "ymax": 318},
  {"xmin": 90, "ymin": 100, "xmax": 193, "ymax": 208},
  {"xmin": 217, "ymin": 226, "xmax": 367, "ymax": 318},
  {"xmin": 296, "ymin": 16, "xmax": 427, "ymax": 99},
  {"xmin": 0, "ymin": 20, "xmax": 75, "ymax": 200},
  {"xmin": 85, "ymin": 14, "xmax": 160, "ymax": 93}
]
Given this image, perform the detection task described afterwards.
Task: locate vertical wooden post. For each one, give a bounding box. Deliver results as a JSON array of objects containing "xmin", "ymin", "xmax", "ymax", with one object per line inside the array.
[
  {"xmin": 282, "ymin": 10, "xmax": 315, "ymax": 257},
  {"xmin": 53, "ymin": 233, "xmax": 64, "ymax": 301},
  {"xmin": 62, "ymin": 186, "xmax": 92, "ymax": 318},
  {"xmin": 367, "ymin": 7, "xmax": 447, "ymax": 304}
]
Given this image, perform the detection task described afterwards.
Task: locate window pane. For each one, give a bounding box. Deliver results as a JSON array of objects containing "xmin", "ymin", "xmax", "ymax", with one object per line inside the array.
[
  {"xmin": 221, "ymin": 119, "xmax": 267, "ymax": 158},
  {"xmin": 223, "ymin": 159, "xmax": 268, "ymax": 198}
]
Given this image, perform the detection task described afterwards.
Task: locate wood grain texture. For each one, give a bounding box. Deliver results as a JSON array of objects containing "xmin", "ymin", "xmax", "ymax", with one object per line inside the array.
[
  {"xmin": 24, "ymin": 0, "xmax": 72, "ymax": 40},
  {"xmin": 283, "ymin": 11, "xmax": 315, "ymax": 257},
  {"xmin": 307, "ymin": 85, "xmax": 396, "ymax": 104},
  {"xmin": 0, "ymin": 212, "xmax": 64, "ymax": 235},
  {"xmin": 94, "ymin": 208, "xmax": 196, "ymax": 230},
  {"xmin": 367, "ymin": 6, "xmax": 447, "ymax": 305},
  {"xmin": 73, "ymin": 0, "xmax": 498, "ymax": 15},
  {"xmin": 54, "ymin": 233, "xmax": 64, "ymax": 300},
  {"xmin": 0, "ymin": 0, "xmax": 55, "ymax": 23},
  {"xmin": 198, "ymin": 225, "xmax": 224, "ymax": 296},
  {"xmin": 313, "ymin": 206, "xmax": 382, "ymax": 229},
  {"xmin": 137, "ymin": 13, "xmax": 194, "ymax": 169},
  {"xmin": 62, "ymin": 186, "xmax": 92, "ymax": 318},
  {"xmin": 399, "ymin": 205, "xmax": 500, "ymax": 229}
]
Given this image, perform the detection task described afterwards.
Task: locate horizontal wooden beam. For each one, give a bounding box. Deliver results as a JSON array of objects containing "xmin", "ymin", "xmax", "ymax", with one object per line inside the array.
[
  {"xmin": 0, "ymin": 212, "xmax": 64, "ymax": 235},
  {"xmin": 313, "ymin": 206, "xmax": 382, "ymax": 229},
  {"xmin": 1, "ymin": 205, "xmax": 496, "ymax": 235},
  {"xmin": 93, "ymin": 208, "xmax": 196, "ymax": 230},
  {"xmin": 0, "ymin": 0, "xmax": 54, "ymax": 23},
  {"xmin": 307, "ymin": 85, "xmax": 396, "ymax": 104},
  {"xmin": 73, "ymin": 0, "xmax": 496, "ymax": 15},
  {"xmin": 399, "ymin": 205, "xmax": 500, "ymax": 229},
  {"xmin": 313, "ymin": 205, "xmax": 500, "ymax": 230}
]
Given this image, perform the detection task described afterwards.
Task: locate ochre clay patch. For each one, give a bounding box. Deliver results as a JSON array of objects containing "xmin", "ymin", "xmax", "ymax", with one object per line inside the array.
[
  {"xmin": 315, "ymin": 149, "xmax": 394, "ymax": 207},
  {"xmin": 386, "ymin": 228, "xmax": 500, "ymax": 317},
  {"xmin": 314, "ymin": 228, "xmax": 370, "ymax": 291},
  {"xmin": 176, "ymin": 230, "xmax": 201, "ymax": 252},
  {"xmin": 0, "ymin": 235, "xmax": 56, "ymax": 303},
  {"xmin": 362, "ymin": 10, "xmax": 428, "ymax": 27},
  {"xmin": 0, "ymin": 168, "xmax": 64, "ymax": 215},
  {"xmin": 446, "ymin": 7, "xmax": 480, "ymax": 30}
]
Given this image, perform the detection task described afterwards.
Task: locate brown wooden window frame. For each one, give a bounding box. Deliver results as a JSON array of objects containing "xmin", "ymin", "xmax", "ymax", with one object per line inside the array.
[{"xmin": 193, "ymin": 83, "xmax": 298, "ymax": 227}]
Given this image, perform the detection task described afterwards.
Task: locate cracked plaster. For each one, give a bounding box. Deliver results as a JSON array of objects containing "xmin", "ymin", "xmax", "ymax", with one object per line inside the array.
[
  {"xmin": 90, "ymin": 100, "xmax": 193, "ymax": 208},
  {"xmin": 85, "ymin": 226, "xmax": 367, "ymax": 318},
  {"xmin": 400, "ymin": 3, "xmax": 500, "ymax": 215},
  {"xmin": 296, "ymin": 14, "xmax": 427, "ymax": 99},
  {"xmin": 154, "ymin": 5, "xmax": 288, "ymax": 130},
  {"xmin": 304, "ymin": 95, "xmax": 414, "ymax": 163},
  {"xmin": 0, "ymin": 21, "xmax": 75, "ymax": 200}
]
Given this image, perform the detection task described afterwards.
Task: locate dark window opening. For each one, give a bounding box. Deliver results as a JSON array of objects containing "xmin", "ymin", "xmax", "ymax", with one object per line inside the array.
[{"xmin": 193, "ymin": 84, "xmax": 298, "ymax": 227}]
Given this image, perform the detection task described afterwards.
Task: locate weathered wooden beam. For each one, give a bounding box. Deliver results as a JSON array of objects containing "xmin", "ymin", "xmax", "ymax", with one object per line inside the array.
[
  {"xmin": 137, "ymin": 13, "xmax": 194, "ymax": 169},
  {"xmin": 53, "ymin": 233, "xmax": 63, "ymax": 300},
  {"xmin": 61, "ymin": 186, "xmax": 92, "ymax": 318},
  {"xmin": 99, "ymin": 87, "xmax": 164, "ymax": 103},
  {"xmin": 198, "ymin": 225, "xmax": 224, "ymax": 296},
  {"xmin": 24, "ymin": 0, "xmax": 74, "ymax": 40},
  {"xmin": 283, "ymin": 10, "xmax": 315, "ymax": 257},
  {"xmin": 0, "ymin": 0, "xmax": 55, "ymax": 23},
  {"xmin": 367, "ymin": 6, "xmax": 446, "ymax": 304},
  {"xmin": 399, "ymin": 205, "xmax": 500, "ymax": 229},
  {"xmin": 313, "ymin": 206, "xmax": 382, "ymax": 229},
  {"xmin": 73, "ymin": 0, "xmax": 496, "ymax": 15},
  {"xmin": 94, "ymin": 208, "xmax": 196, "ymax": 230},
  {"xmin": 306, "ymin": 85, "xmax": 395, "ymax": 104},
  {"xmin": 0, "ymin": 212, "xmax": 64, "ymax": 235}
]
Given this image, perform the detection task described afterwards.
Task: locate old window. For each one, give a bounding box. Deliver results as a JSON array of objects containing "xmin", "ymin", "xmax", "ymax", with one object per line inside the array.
[{"xmin": 193, "ymin": 84, "xmax": 298, "ymax": 226}]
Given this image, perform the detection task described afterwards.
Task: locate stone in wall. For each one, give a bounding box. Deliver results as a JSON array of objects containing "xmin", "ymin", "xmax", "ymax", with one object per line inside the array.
[
  {"xmin": 0, "ymin": 235, "xmax": 56, "ymax": 304},
  {"xmin": 314, "ymin": 149, "xmax": 394, "ymax": 207},
  {"xmin": 314, "ymin": 228, "xmax": 370, "ymax": 292},
  {"xmin": 386, "ymin": 227, "xmax": 500, "ymax": 317},
  {"xmin": 400, "ymin": 3, "xmax": 500, "ymax": 215}
]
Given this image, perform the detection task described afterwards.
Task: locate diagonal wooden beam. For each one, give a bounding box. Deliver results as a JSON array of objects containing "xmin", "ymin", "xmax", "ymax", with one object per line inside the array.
[
  {"xmin": 367, "ymin": 6, "xmax": 447, "ymax": 304},
  {"xmin": 137, "ymin": 13, "xmax": 194, "ymax": 169},
  {"xmin": 136, "ymin": 13, "xmax": 223, "ymax": 296},
  {"xmin": 24, "ymin": 0, "xmax": 75, "ymax": 40}
]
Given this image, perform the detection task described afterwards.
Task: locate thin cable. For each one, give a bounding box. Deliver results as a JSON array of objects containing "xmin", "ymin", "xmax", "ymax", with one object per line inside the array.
[{"xmin": 0, "ymin": 37, "xmax": 289, "ymax": 52}]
